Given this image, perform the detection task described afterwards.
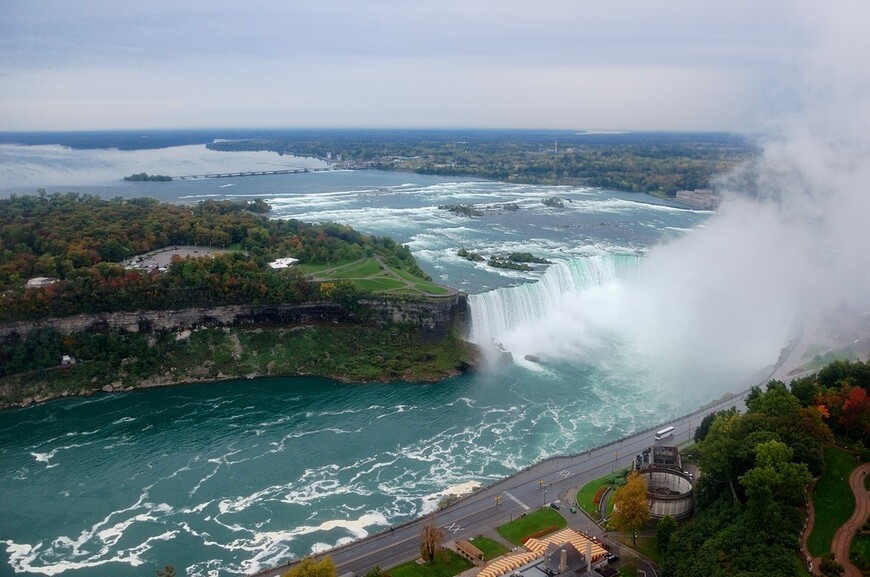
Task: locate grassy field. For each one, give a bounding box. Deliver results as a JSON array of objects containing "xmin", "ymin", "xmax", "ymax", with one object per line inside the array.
[
  {"xmin": 389, "ymin": 550, "xmax": 472, "ymax": 577},
  {"xmin": 610, "ymin": 534, "xmax": 662, "ymax": 564},
  {"xmin": 469, "ymin": 536, "xmax": 509, "ymax": 560},
  {"xmin": 497, "ymin": 508, "xmax": 567, "ymax": 545},
  {"xmin": 576, "ymin": 469, "xmax": 627, "ymax": 519},
  {"xmin": 808, "ymin": 446, "xmax": 859, "ymax": 556},
  {"xmin": 300, "ymin": 257, "xmax": 450, "ymax": 296}
]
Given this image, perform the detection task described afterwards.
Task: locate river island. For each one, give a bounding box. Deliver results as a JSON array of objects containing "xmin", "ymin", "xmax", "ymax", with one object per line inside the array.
[{"xmin": 0, "ymin": 193, "xmax": 478, "ymax": 409}]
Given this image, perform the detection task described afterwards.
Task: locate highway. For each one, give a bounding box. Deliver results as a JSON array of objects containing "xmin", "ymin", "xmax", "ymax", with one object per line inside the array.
[{"xmin": 253, "ymin": 390, "xmax": 750, "ymax": 577}]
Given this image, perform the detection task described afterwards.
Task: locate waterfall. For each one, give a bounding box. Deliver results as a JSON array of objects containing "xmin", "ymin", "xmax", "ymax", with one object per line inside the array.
[{"xmin": 468, "ymin": 254, "xmax": 641, "ymax": 346}]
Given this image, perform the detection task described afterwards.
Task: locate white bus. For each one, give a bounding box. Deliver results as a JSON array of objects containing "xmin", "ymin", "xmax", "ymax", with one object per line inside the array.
[{"xmin": 654, "ymin": 426, "xmax": 675, "ymax": 441}]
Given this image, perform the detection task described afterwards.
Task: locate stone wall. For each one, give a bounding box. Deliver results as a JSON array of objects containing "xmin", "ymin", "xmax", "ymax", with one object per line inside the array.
[{"xmin": 0, "ymin": 294, "xmax": 470, "ymax": 342}]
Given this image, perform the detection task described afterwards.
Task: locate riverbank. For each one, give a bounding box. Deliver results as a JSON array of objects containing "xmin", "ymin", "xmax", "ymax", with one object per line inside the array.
[{"xmin": 0, "ymin": 323, "xmax": 479, "ymax": 410}]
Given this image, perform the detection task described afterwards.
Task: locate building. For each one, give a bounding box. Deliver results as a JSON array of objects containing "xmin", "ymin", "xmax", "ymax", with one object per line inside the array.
[
  {"xmin": 268, "ymin": 257, "xmax": 300, "ymax": 269},
  {"xmin": 477, "ymin": 528, "xmax": 609, "ymax": 577},
  {"xmin": 634, "ymin": 445, "xmax": 694, "ymax": 519},
  {"xmin": 25, "ymin": 277, "xmax": 56, "ymax": 289},
  {"xmin": 455, "ymin": 539, "xmax": 485, "ymax": 566},
  {"xmin": 675, "ymin": 189, "xmax": 720, "ymax": 210}
]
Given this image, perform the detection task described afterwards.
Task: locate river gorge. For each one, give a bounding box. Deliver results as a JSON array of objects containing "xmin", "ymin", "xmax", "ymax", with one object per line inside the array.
[{"xmin": 0, "ymin": 141, "xmax": 781, "ymax": 577}]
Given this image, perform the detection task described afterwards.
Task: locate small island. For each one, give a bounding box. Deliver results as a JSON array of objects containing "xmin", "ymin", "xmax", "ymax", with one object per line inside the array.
[{"xmin": 124, "ymin": 172, "xmax": 173, "ymax": 181}]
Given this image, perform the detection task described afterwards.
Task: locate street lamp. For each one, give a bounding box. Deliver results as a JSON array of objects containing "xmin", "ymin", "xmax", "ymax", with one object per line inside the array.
[
  {"xmin": 543, "ymin": 485, "xmax": 548, "ymax": 508},
  {"xmin": 495, "ymin": 495, "xmax": 502, "ymax": 508}
]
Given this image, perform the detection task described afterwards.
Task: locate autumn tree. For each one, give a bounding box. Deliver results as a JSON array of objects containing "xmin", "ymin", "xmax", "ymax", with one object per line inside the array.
[
  {"xmin": 282, "ymin": 556, "xmax": 337, "ymax": 577},
  {"xmin": 419, "ymin": 514, "xmax": 444, "ymax": 564},
  {"xmin": 611, "ymin": 471, "xmax": 649, "ymax": 545}
]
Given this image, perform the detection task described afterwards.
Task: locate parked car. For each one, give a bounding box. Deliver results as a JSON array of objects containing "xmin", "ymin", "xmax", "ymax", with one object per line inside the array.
[
  {"xmin": 605, "ymin": 553, "xmax": 619, "ymax": 564},
  {"xmin": 549, "ymin": 500, "xmax": 561, "ymax": 510}
]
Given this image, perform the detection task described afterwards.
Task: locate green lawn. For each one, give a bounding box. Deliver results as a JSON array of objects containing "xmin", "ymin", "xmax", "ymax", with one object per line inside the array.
[
  {"xmin": 610, "ymin": 534, "xmax": 661, "ymax": 564},
  {"xmin": 388, "ymin": 550, "xmax": 472, "ymax": 577},
  {"xmin": 300, "ymin": 257, "xmax": 450, "ymax": 296},
  {"xmin": 469, "ymin": 536, "xmax": 509, "ymax": 560},
  {"xmin": 808, "ymin": 446, "xmax": 859, "ymax": 556},
  {"xmin": 497, "ymin": 508, "xmax": 566, "ymax": 545},
  {"xmin": 577, "ymin": 469, "xmax": 628, "ymax": 519}
]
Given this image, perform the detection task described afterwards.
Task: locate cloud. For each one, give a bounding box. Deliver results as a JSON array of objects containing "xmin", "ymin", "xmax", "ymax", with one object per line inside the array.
[{"xmin": 0, "ymin": 1, "xmax": 807, "ymax": 131}]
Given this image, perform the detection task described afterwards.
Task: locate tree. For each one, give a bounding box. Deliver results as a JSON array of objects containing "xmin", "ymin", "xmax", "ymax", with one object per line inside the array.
[
  {"xmin": 282, "ymin": 557, "xmax": 337, "ymax": 577},
  {"xmin": 364, "ymin": 567, "xmax": 389, "ymax": 577},
  {"xmin": 156, "ymin": 566, "xmax": 176, "ymax": 577},
  {"xmin": 820, "ymin": 554, "xmax": 845, "ymax": 577},
  {"xmin": 611, "ymin": 471, "xmax": 649, "ymax": 546},
  {"xmin": 419, "ymin": 514, "xmax": 443, "ymax": 564},
  {"xmin": 694, "ymin": 408, "xmax": 735, "ymax": 443},
  {"xmin": 739, "ymin": 440, "xmax": 811, "ymax": 528},
  {"xmin": 656, "ymin": 515, "xmax": 678, "ymax": 554}
]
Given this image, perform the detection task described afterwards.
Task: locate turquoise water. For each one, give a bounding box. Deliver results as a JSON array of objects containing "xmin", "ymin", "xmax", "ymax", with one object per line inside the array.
[{"xmin": 0, "ymin": 145, "xmax": 724, "ymax": 576}]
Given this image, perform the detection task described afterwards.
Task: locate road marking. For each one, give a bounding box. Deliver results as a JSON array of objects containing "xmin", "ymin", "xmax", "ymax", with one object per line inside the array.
[
  {"xmin": 444, "ymin": 522, "xmax": 462, "ymax": 534},
  {"xmin": 558, "ymin": 469, "xmax": 571, "ymax": 478},
  {"xmin": 504, "ymin": 491, "xmax": 530, "ymax": 510}
]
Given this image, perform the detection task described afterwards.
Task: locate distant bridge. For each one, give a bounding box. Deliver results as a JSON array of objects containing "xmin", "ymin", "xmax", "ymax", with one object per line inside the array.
[{"xmin": 174, "ymin": 168, "xmax": 330, "ymax": 180}]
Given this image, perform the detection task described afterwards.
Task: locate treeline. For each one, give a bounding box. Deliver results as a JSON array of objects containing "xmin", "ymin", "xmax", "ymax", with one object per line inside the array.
[
  {"xmin": 662, "ymin": 359, "xmax": 870, "ymax": 576},
  {"xmin": 208, "ymin": 131, "xmax": 755, "ymax": 194},
  {"xmin": 124, "ymin": 172, "xmax": 172, "ymax": 181},
  {"xmin": 0, "ymin": 193, "xmax": 429, "ymax": 322}
]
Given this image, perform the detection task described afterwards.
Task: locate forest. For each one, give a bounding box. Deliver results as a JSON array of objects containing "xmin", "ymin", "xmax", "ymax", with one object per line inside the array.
[
  {"xmin": 661, "ymin": 359, "xmax": 870, "ymax": 576},
  {"xmin": 0, "ymin": 192, "xmax": 429, "ymax": 322}
]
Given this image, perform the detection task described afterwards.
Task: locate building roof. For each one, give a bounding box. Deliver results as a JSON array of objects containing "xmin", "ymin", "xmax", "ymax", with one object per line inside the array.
[
  {"xmin": 477, "ymin": 528, "xmax": 607, "ymax": 577},
  {"xmin": 25, "ymin": 276, "xmax": 56, "ymax": 288},
  {"xmin": 268, "ymin": 257, "xmax": 300, "ymax": 269}
]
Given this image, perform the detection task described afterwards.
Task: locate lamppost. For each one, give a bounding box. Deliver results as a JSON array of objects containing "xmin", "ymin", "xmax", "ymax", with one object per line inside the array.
[{"xmin": 495, "ymin": 495, "xmax": 502, "ymax": 508}]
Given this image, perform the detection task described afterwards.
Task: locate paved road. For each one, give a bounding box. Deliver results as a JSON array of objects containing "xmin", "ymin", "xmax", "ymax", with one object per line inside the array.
[{"xmin": 252, "ymin": 392, "xmax": 749, "ymax": 577}]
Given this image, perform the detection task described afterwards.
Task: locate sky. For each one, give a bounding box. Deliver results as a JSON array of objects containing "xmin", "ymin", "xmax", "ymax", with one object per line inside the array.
[{"xmin": 0, "ymin": 0, "xmax": 821, "ymax": 132}]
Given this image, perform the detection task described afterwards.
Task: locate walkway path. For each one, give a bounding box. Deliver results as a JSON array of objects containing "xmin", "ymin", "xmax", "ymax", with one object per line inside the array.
[
  {"xmin": 832, "ymin": 462, "xmax": 870, "ymax": 577},
  {"xmin": 803, "ymin": 461, "xmax": 870, "ymax": 576}
]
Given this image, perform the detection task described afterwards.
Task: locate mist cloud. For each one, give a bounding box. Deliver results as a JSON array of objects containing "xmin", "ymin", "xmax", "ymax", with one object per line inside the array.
[{"xmin": 475, "ymin": 1, "xmax": 870, "ymax": 396}]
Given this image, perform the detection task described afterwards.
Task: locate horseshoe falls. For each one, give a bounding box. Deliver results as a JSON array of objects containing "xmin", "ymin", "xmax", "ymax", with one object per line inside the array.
[{"xmin": 469, "ymin": 254, "xmax": 641, "ymax": 353}]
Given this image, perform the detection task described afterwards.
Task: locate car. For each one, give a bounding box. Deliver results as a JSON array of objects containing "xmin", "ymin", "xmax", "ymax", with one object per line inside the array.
[
  {"xmin": 549, "ymin": 500, "xmax": 561, "ymax": 510},
  {"xmin": 605, "ymin": 553, "xmax": 619, "ymax": 564}
]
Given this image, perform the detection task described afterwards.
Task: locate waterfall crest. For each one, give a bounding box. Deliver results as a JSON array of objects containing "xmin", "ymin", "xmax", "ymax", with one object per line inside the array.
[{"xmin": 469, "ymin": 254, "xmax": 641, "ymax": 346}]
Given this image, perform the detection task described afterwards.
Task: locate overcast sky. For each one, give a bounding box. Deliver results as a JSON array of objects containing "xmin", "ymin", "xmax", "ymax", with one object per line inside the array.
[{"xmin": 0, "ymin": 1, "xmax": 836, "ymax": 132}]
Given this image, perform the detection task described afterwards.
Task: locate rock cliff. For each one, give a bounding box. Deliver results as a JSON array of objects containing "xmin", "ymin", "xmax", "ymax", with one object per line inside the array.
[{"xmin": 0, "ymin": 294, "xmax": 470, "ymax": 342}]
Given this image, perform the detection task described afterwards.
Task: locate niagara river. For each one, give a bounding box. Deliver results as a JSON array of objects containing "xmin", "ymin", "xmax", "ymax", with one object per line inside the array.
[{"xmin": 0, "ymin": 142, "xmax": 758, "ymax": 577}]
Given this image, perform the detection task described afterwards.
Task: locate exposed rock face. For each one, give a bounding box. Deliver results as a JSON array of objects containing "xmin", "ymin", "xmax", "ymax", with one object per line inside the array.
[
  {"xmin": 0, "ymin": 295, "xmax": 470, "ymax": 342},
  {"xmin": 361, "ymin": 295, "xmax": 471, "ymax": 341}
]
